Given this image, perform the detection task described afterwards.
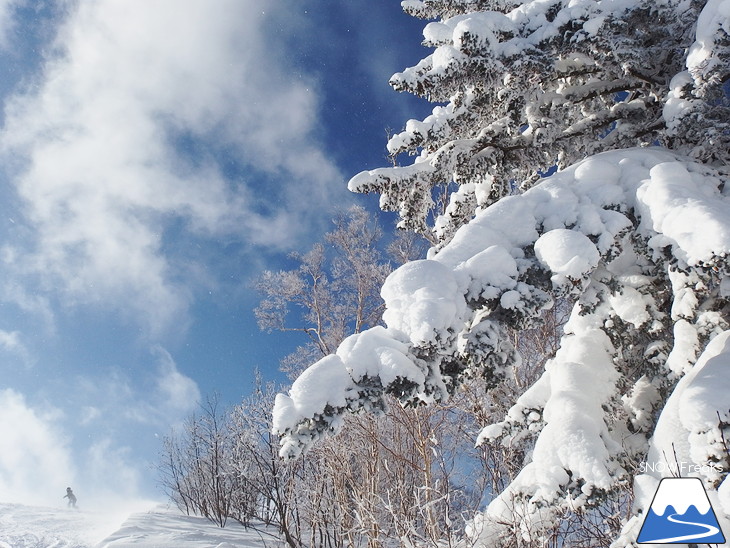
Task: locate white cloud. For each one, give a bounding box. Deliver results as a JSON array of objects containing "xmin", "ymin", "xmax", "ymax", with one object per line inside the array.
[
  {"xmin": 84, "ymin": 438, "xmax": 144, "ymax": 503},
  {"xmin": 152, "ymin": 345, "xmax": 201, "ymax": 419},
  {"xmin": 0, "ymin": 328, "xmax": 33, "ymax": 366},
  {"xmin": 0, "ymin": 387, "xmax": 161, "ymax": 509},
  {"xmin": 0, "ymin": 0, "xmax": 22, "ymax": 49},
  {"xmin": 72, "ymin": 347, "xmax": 200, "ymax": 428},
  {"xmin": 0, "ymin": 0, "xmax": 346, "ymax": 333},
  {"xmin": 0, "ymin": 388, "xmax": 76, "ymax": 505},
  {"xmin": 79, "ymin": 405, "xmax": 100, "ymax": 425},
  {"xmin": 0, "ymin": 345, "xmax": 201, "ymax": 505}
]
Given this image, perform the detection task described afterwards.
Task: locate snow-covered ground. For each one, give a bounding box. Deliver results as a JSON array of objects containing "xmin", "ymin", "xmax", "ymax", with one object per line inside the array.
[{"xmin": 0, "ymin": 502, "xmax": 278, "ymax": 548}]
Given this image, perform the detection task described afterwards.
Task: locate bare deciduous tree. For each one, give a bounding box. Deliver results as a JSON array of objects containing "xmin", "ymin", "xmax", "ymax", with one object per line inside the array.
[
  {"xmin": 254, "ymin": 206, "xmax": 399, "ymax": 378},
  {"xmin": 158, "ymin": 394, "xmax": 234, "ymax": 528}
]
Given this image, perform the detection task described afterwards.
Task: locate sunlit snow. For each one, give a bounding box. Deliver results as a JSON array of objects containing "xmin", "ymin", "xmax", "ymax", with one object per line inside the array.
[{"xmin": 0, "ymin": 502, "xmax": 276, "ymax": 548}]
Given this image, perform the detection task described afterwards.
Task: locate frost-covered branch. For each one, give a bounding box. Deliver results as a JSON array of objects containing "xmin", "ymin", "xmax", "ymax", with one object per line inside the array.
[
  {"xmin": 274, "ymin": 148, "xmax": 729, "ymax": 542},
  {"xmin": 350, "ymin": 0, "xmax": 726, "ymax": 245}
]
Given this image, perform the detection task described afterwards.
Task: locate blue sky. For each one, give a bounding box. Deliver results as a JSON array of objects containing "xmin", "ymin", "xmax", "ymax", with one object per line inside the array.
[{"xmin": 0, "ymin": 0, "xmax": 432, "ymax": 506}]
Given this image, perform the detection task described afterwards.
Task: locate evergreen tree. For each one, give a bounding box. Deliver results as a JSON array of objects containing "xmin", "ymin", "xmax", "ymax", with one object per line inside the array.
[
  {"xmin": 350, "ymin": 0, "xmax": 729, "ymax": 245},
  {"xmin": 274, "ymin": 1, "xmax": 730, "ymax": 545}
]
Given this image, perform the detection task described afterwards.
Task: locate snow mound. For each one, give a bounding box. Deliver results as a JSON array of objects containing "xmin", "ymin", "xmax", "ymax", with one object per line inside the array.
[
  {"xmin": 381, "ymin": 259, "xmax": 465, "ymax": 346},
  {"xmin": 534, "ymin": 228, "xmax": 599, "ymax": 282},
  {"xmin": 97, "ymin": 505, "xmax": 276, "ymax": 547}
]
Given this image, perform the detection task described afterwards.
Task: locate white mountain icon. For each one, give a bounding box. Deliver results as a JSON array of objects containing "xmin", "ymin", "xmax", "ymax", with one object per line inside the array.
[{"xmin": 651, "ymin": 476, "xmax": 711, "ymax": 515}]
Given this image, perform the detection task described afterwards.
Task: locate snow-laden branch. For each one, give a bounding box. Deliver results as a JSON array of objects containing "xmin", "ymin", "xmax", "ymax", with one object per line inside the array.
[
  {"xmin": 613, "ymin": 330, "xmax": 730, "ymax": 545},
  {"xmin": 353, "ymin": 0, "xmax": 728, "ymax": 247},
  {"xmin": 274, "ymin": 147, "xmax": 729, "ymax": 538}
]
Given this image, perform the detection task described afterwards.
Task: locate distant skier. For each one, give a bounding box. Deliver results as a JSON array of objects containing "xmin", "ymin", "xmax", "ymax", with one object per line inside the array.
[{"xmin": 63, "ymin": 487, "xmax": 77, "ymax": 508}]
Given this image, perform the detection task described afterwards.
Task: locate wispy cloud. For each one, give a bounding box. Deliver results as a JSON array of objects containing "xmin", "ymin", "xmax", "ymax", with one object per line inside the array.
[
  {"xmin": 0, "ymin": 388, "xmax": 75, "ymax": 505},
  {"xmin": 0, "ymin": 328, "xmax": 33, "ymax": 367},
  {"xmin": 85, "ymin": 438, "xmax": 144, "ymax": 502},
  {"xmin": 0, "ymin": 0, "xmax": 23, "ymax": 49},
  {"xmin": 73, "ymin": 346, "xmax": 200, "ymax": 429},
  {"xmin": 0, "ymin": 0, "xmax": 346, "ymax": 334},
  {"xmin": 0, "ymin": 387, "xmax": 164, "ymax": 506},
  {"xmin": 0, "ymin": 347, "xmax": 200, "ymax": 503},
  {"xmin": 152, "ymin": 345, "xmax": 201, "ymax": 420}
]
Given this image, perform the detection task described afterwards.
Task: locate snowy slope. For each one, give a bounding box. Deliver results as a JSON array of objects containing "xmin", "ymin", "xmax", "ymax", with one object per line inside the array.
[
  {"xmin": 97, "ymin": 506, "xmax": 278, "ymax": 548},
  {"xmin": 0, "ymin": 502, "xmax": 129, "ymax": 548},
  {"xmin": 0, "ymin": 502, "xmax": 277, "ymax": 548}
]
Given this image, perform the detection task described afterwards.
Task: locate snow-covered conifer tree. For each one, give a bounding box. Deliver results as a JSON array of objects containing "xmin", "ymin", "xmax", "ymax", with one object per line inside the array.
[
  {"xmin": 351, "ymin": 0, "xmax": 728, "ymax": 245},
  {"xmin": 273, "ymin": 1, "xmax": 729, "ymax": 545}
]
